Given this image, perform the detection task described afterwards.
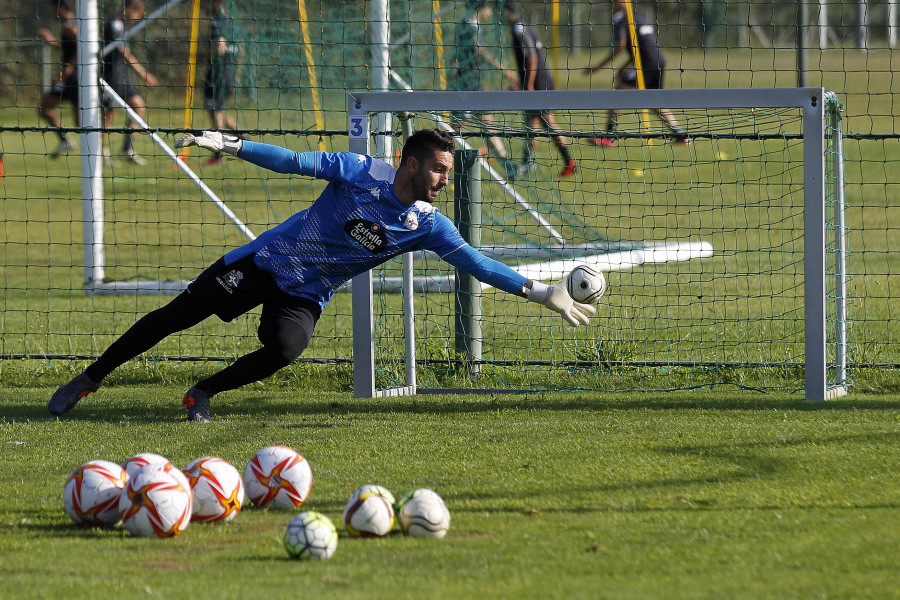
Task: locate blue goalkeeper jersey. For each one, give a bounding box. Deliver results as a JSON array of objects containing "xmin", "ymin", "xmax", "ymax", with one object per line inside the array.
[{"xmin": 223, "ymin": 141, "xmax": 527, "ymax": 309}]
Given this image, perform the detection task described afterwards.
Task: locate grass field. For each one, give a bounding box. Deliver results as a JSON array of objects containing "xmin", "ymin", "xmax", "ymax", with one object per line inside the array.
[
  {"xmin": 2, "ymin": 388, "xmax": 899, "ymax": 599},
  {"xmin": 1, "ymin": 42, "xmax": 899, "ymax": 599}
]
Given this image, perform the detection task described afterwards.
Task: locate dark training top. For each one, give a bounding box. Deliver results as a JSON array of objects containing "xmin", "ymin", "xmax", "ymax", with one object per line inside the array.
[
  {"xmin": 612, "ymin": 9, "xmax": 664, "ymax": 72},
  {"xmin": 508, "ymin": 18, "xmax": 554, "ymax": 91}
]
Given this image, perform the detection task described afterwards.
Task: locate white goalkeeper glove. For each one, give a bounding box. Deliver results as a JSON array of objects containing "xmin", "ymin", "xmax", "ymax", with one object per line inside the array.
[
  {"xmin": 175, "ymin": 131, "xmax": 243, "ymax": 156},
  {"xmin": 524, "ymin": 278, "xmax": 596, "ymax": 327}
]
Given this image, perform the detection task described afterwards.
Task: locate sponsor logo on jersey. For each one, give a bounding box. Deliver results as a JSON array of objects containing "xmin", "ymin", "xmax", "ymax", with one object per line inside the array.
[
  {"xmin": 345, "ymin": 219, "xmax": 387, "ymax": 253},
  {"xmin": 216, "ymin": 269, "xmax": 243, "ymax": 294},
  {"xmin": 404, "ymin": 211, "xmax": 419, "ymax": 230}
]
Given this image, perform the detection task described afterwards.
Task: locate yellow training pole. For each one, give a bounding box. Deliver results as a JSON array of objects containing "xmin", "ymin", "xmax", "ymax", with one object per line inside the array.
[
  {"xmin": 178, "ymin": 0, "xmax": 201, "ymax": 161},
  {"xmin": 298, "ymin": 0, "xmax": 326, "ymax": 151},
  {"xmin": 433, "ymin": 1, "xmax": 446, "ymax": 90},
  {"xmin": 551, "ymin": 0, "xmax": 559, "ymax": 72},
  {"xmin": 622, "ymin": 0, "xmax": 652, "ymax": 142}
]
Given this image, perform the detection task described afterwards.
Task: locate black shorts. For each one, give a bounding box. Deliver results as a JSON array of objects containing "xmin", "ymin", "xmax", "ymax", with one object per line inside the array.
[
  {"xmin": 187, "ymin": 254, "xmax": 322, "ymax": 324},
  {"xmin": 203, "ymin": 66, "xmax": 236, "ymax": 111},
  {"xmin": 48, "ymin": 72, "xmax": 79, "ymax": 105},
  {"xmin": 103, "ymin": 74, "xmax": 138, "ymax": 108},
  {"xmin": 619, "ymin": 67, "xmax": 664, "ymax": 90}
]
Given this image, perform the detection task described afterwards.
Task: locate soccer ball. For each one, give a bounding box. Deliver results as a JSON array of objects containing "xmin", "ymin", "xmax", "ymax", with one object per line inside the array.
[
  {"xmin": 396, "ymin": 488, "xmax": 450, "ymax": 539},
  {"xmin": 565, "ymin": 265, "xmax": 607, "ymax": 304},
  {"xmin": 183, "ymin": 457, "xmax": 245, "ymax": 523},
  {"xmin": 243, "ymin": 445, "xmax": 313, "ymax": 509},
  {"xmin": 63, "ymin": 460, "xmax": 128, "ymax": 527},
  {"xmin": 121, "ymin": 453, "xmax": 172, "ymax": 479},
  {"xmin": 284, "ymin": 511, "xmax": 338, "ymax": 560},
  {"xmin": 343, "ymin": 484, "xmax": 396, "ymax": 537},
  {"xmin": 118, "ymin": 464, "xmax": 192, "ymax": 538}
]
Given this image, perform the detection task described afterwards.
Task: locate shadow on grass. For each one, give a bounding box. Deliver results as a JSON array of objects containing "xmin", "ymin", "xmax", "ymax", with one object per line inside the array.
[{"xmin": 5, "ymin": 390, "xmax": 900, "ymax": 423}]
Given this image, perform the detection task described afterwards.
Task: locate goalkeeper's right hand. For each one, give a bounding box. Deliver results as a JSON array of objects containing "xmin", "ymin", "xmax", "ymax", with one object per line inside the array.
[
  {"xmin": 524, "ymin": 278, "xmax": 596, "ymax": 327},
  {"xmin": 175, "ymin": 131, "xmax": 243, "ymax": 156}
]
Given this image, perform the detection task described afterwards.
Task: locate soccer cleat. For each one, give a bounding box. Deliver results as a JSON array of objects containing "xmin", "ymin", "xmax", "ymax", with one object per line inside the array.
[
  {"xmin": 48, "ymin": 373, "xmax": 101, "ymax": 416},
  {"xmin": 121, "ymin": 148, "xmax": 148, "ymax": 165},
  {"xmin": 592, "ymin": 137, "xmax": 616, "ymax": 147},
  {"xmin": 50, "ymin": 137, "xmax": 75, "ymax": 157},
  {"xmin": 501, "ymin": 158, "xmax": 519, "ymax": 182},
  {"xmin": 560, "ymin": 160, "xmax": 577, "ymax": 178},
  {"xmin": 183, "ymin": 387, "xmax": 212, "ymax": 423},
  {"xmin": 674, "ymin": 136, "xmax": 692, "ymax": 146}
]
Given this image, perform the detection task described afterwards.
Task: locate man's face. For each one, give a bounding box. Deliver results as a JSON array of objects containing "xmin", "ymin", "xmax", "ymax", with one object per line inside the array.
[
  {"xmin": 125, "ymin": 4, "xmax": 144, "ymax": 22},
  {"xmin": 409, "ymin": 150, "xmax": 452, "ymax": 203}
]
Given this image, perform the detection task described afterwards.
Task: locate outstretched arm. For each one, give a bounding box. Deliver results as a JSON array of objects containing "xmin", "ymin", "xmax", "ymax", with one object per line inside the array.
[
  {"xmin": 175, "ymin": 134, "xmax": 317, "ymax": 175},
  {"xmin": 440, "ymin": 242, "xmax": 596, "ymax": 327}
]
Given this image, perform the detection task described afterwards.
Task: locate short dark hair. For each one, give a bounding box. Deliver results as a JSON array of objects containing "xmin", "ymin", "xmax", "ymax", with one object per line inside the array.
[
  {"xmin": 502, "ymin": 1, "xmax": 519, "ymax": 15},
  {"xmin": 399, "ymin": 129, "xmax": 455, "ymax": 167},
  {"xmin": 55, "ymin": 0, "xmax": 73, "ymax": 12}
]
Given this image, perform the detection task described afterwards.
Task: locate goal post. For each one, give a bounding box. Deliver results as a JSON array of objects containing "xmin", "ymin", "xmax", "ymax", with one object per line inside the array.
[{"xmin": 348, "ymin": 87, "xmax": 848, "ymax": 402}]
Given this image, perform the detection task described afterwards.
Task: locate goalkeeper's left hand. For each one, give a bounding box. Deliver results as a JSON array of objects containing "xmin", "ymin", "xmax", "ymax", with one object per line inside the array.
[
  {"xmin": 175, "ymin": 131, "xmax": 243, "ymax": 156},
  {"xmin": 525, "ymin": 278, "xmax": 596, "ymax": 327}
]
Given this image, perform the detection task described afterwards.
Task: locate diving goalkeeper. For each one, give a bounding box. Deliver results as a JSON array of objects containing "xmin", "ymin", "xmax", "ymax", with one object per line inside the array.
[{"xmin": 48, "ymin": 129, "xmax": 596, "ymax": 422}]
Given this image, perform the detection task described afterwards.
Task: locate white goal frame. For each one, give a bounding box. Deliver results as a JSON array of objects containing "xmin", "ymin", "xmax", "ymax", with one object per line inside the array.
[{"xmin": 347, "ymin": 87, "xmax": 848, "ymax": 403}]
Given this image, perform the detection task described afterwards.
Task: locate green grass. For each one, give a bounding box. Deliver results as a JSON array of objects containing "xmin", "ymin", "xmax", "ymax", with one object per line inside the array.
[{"xmin": 2, "ymin": 388, "xmax": 899, "ymax": 599}]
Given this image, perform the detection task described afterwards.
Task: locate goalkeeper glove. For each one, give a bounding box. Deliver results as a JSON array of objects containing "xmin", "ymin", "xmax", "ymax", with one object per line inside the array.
[
  {"xmin": 524, "ymin": 278, "xmax": 596, "ymax": 327},
  {"xmin": 175, "ymin": 131, "xmax": 243, "ymax": 156}
]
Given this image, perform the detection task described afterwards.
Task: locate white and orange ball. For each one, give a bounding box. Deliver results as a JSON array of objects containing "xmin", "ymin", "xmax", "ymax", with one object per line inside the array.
[
  {"xmin": 243, "ymin": 445, "xmax": 312, "ymax": 509},
  {"xmin": 121, "ymin": 452, "xmax": 172, "ymax": 479},
  {"xmin": 183, "ymin": 456, "xmax": 245, "ymax": 523},
  {"xmin": 118, "ymin": 464, "xmax": 192, "ymax": 538},
  {"xmin": 63, "ymin": 459, "xmax": 128, "ymax": 527},
  {"xmin": 396, "ymin": 488, "xmax": 450, "ymax": 539},
  {"xmin": 343, "ymin": 484, "xmax": 395, "ymax": 537}
]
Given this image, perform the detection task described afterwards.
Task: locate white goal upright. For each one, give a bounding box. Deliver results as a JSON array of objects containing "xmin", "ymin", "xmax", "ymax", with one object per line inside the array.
[{"xmin": 347, "ymin": 88, "xmax": 848, "ymax": 402}]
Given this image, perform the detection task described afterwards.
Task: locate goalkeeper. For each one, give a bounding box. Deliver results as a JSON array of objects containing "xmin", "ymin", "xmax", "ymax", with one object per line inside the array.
[{"xmin": 48, "ymin": 129, "xmax": 596, "ymax": 423}]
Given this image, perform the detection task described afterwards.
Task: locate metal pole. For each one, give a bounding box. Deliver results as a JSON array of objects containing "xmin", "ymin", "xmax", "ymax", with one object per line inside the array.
[
  {"xmin": 828, "ymin": 97, "xmax": 848, "ymax": 386},
  {"xmin": 803, "ymin": 89, "xmax": 826, "ymax": 401},
  {"xmin": 77, "ymin": 0, "xmax": 104, "ymax": 288},
  {"xmin": 399, "ymin": 113, "xmax": 417, "ymax": 392},
  {"xmin": 890, "ymin": 0, "xmax": 898, "ymax": 47},
  {"xmin": 370, "ymin": 0, "xmax": 392, "ymax": 159},
  {"xmin": 818, "ymin": 0, "xmax": 828, "ymax": 49},
  {"xmin": 797, "ymin": 0, "xmax": 808, "ymax": 87},
  {"xmin": 454, "ymin": 149, "xmax": 483, "ymax": 376},
  {"xmin": 857, "ymin": 0, "xmax": 869, "ymax": 50}
]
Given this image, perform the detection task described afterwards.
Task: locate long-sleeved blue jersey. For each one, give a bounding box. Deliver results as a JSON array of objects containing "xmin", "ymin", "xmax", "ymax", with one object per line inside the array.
[{"xmin": 224, "ymin": 140, "xmax": 527, "ymax": 310}]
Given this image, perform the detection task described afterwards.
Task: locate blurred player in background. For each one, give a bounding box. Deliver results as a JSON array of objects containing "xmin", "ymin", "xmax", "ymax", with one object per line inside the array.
[
  {"xmin": 102, "ymin": 0, "xmax": 158, "ymax": 165},
  {"xmin": 501, "ymin": 1, "xmax": 576, "ymax": 179},
  {"xmin": 38, "ymin": 0, "xmax": 79, "ymax": 157},
  {"xmin": 451, "ymin": 0, "xmax": 520, "ymax": 181},
  {"xmin": 583, "ymin": 0, "xmax": 690, "ymax": 146},
  {"xmin": 49, "ymin": 129, "xmax": 595, "ymax": 423},
  {"xmin": 202, "ymin": 0, "xmax": 241, "ymax": 165}
]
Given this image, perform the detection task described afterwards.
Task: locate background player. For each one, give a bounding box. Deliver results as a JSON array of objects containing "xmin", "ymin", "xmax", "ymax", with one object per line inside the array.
[
  {"xmin": 102, "ymin": 0, "xmax": 158, "ymax": 165},
  {"xmin": 502, "ymin": 1, "xmax": 576, "ymax": 179},
  {"xmin": 48, "ymin": 129, "xmax": 595, "ymax": 423},
  {"xmin": 202, "ymin": 0, "xmax": 241, "ymax": 165},
  {"xmin": 583, "ymin": 0, "xmax": 690, "ymax": 146},
  {"xmin": 450, "ymin": 0, "xmax": 519, "ymax": 181},
  {"xmin": 38, "ymin": 0, "xmax": 79, "ymax": 157}
]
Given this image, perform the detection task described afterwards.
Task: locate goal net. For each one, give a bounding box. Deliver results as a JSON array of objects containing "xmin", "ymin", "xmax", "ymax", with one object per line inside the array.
[{"xmin": 348, "ymin": 88, "xmax": 848, "ymax": 402}]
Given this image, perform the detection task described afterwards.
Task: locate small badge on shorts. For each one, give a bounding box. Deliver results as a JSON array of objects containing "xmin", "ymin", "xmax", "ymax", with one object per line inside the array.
[
  {"xmin": 403, "ymin": 211, "xmax": 419, "ymax": 231},
  {"xmin": 216, "ymin": 269, "xmax": 243, "ymax": 294}
]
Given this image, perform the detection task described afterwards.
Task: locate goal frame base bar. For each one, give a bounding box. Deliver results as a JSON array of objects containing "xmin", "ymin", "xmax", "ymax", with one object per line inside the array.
[{"xmin": 345, "ymin": 88, "xmax": 839, "ymax": 401}]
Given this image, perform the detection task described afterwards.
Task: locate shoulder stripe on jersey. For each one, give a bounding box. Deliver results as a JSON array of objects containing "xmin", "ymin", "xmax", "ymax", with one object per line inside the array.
[{"xmin": 368, "ymin": 158, "xmax": 396, "ymax": 183}]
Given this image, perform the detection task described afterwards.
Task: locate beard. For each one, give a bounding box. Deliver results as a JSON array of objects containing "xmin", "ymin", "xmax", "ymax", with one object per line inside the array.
[{"xmin": 411, "ymin": 174, "xmax": 437, "ymax": 202}]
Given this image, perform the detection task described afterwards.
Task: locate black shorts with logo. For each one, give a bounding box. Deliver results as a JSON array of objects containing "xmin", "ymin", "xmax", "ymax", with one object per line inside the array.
[{"xmin": 187, "ymin": 254, "xmax": 322, "ymax": 324}]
